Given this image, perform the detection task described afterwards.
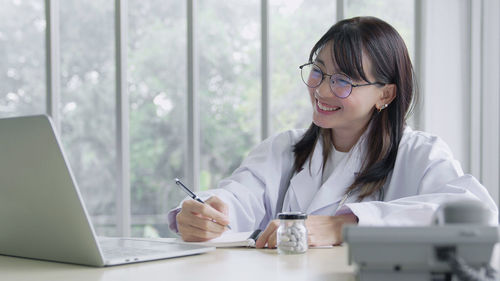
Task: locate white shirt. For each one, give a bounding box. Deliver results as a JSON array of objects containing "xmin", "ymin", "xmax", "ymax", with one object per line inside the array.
[{"xmin": 321, "ymin": 146, "xmax": 348, "ymax": 185}]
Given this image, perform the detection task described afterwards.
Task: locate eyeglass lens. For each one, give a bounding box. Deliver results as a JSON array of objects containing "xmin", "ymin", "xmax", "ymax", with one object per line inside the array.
[{"xmin": 301, "ymin": 64, "xmax": 353, "ymax": 98}]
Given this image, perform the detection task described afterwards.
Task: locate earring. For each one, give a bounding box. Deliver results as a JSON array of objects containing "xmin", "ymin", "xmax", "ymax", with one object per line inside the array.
[{"xmin": 378, "ymin": 104, "xmax": 388, "ymax": 113}]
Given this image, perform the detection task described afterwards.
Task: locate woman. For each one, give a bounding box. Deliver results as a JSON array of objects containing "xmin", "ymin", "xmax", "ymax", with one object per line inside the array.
[{"xmin": 167, "ymin": 16, "xmax": 498, "ymax": 248}]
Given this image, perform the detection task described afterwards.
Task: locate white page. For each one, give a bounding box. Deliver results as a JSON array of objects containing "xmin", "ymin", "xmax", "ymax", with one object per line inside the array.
[
  {"xmin": 177, "ymin": 231, "xmax": 256, "ymax": 248},
  {"xmin": 129, "ymin": 231, "xmax": 258, "ymax": 248}
]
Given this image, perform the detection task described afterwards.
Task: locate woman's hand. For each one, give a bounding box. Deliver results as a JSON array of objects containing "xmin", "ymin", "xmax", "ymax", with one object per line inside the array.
[
  {"xmin": 255, "ymin": 213, "xmax": 358, "ymax": 248},
  {"xmin": 306, "ymin": 214, "xmax": 358, "ymax": 246},
  {"xmin": 255, "ymin": 220, "xmax": 279, "ymax": 248},
  {"xmin": 176, "ymin": 196, "xmax": 230, "ymax": 242}
]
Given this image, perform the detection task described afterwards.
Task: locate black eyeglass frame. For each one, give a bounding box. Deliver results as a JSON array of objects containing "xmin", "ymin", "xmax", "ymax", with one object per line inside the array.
[{"xmin": 299, "ymin": 62, "xmax": 386, "ymax": 99}]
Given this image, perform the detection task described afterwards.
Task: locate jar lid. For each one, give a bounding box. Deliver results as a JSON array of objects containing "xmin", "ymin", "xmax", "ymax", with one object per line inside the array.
[{"xmin": 278, "ymin": 212, "xmax": 307, "ymax": 220}]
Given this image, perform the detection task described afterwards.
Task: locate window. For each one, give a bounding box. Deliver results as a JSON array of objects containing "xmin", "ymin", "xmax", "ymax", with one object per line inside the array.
[
  {"xmin": 2, "ymin": 0, "xmax": 433, "ymax": 237},
  {"xmin": 128, "ymin": 0, "xmax": 187, "ymax": 237},
  {"xmin": 270, "ymin": 0, "xmax": 336, "ymax": 133},
  {"xmin": 58, "ymin": 0, "xmax": 118, "ymax": 235},
  {"xmin": 198, "ymin": 0, "xmax": 261, "ymax": 191},
  {"xmin": 0, "ymin": 0, "xmax": 45, "ymax": 118}
]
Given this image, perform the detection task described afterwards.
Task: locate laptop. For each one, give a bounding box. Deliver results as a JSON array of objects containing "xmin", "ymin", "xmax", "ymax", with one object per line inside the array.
[{"xmin": 0, "ymin": 114, "xmax": 214, "ymax": 267}]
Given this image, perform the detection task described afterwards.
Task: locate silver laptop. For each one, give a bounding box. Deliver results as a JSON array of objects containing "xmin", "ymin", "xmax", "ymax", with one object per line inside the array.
[{"xmin": 0, "ymin": 114, "xmax": 214, "ymax": 267}]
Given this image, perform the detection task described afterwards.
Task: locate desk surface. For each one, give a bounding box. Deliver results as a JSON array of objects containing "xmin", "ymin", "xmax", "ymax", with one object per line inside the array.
[{"xmin": 0, "ymin": 246, "xmax": 355, "ymax": 281}]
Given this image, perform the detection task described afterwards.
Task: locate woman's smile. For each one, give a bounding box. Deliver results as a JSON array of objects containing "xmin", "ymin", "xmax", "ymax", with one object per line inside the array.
[{"xmin": 315, "ymin": 98, "xmax": 342, "ymax": 114}]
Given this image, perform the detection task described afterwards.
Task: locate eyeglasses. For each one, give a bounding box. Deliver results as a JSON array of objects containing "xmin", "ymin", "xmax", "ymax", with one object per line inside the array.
[{"xmin": 299, "ymin": 62, "xmax": 385, "ymax": 99}]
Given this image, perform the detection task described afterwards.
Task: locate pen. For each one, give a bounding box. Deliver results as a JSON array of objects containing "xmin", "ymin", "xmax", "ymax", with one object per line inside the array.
[{"xmin": 174, "ymin": 178, "xmax": 232, "ymax": 230}]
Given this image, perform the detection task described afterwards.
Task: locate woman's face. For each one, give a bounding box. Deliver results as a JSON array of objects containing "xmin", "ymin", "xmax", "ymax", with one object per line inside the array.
[{"xmin": 308, "ymin": 42, "xmax": 384, "ymax": 136}]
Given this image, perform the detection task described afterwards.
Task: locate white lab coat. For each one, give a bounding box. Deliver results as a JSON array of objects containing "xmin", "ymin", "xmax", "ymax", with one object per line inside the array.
[{"xmin": 168, "ymin": 127, "xmax": 498, "ymax": 232}]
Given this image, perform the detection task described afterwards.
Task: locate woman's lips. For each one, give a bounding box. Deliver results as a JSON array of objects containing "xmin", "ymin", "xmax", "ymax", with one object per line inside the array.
[{"xmin": 316, "ymin": 99, "xmax": 341, "ymax": 112}]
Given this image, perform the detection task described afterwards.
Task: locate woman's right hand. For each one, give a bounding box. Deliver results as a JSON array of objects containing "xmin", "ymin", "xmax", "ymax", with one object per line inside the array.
[{"xmin": 176, "ymin": 196, "xmax": 230, "ymax": 242}]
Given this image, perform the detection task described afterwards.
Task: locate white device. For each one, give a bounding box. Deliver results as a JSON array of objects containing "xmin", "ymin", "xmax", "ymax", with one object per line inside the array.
[
  {"xmin": 344, "ymin": 200, "xmax": 499, "ymax": 281},
  {"xmin": 0, "ymin": 115, "xmax": 215, "ymax": 267},
  {"xmin": 344, "ymin": 225, "xmax": 498, "ymax": 281}
]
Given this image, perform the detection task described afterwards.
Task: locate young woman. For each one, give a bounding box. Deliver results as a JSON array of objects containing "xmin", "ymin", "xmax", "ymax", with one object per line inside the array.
[{"xmin": 167, "ymin": 16, "xmax": 498, "ymax": 248}]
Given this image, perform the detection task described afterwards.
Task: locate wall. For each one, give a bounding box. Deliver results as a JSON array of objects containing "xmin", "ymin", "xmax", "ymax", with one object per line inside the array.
[{"xmin": 419, "ymin": 0, "xmax": 500, "ymax": 208}]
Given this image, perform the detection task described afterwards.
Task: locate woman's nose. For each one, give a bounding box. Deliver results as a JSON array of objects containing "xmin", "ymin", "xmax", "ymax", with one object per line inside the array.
[{"xmin": 315, "ymin": 78, "xmax": 331, "ymax": 98}]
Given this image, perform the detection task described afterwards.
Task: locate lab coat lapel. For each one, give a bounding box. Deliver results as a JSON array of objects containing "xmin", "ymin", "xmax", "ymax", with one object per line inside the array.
[
  {"xmin": 306, "ymin": 137, "xmax": 366, "ymax": 214},
  {"xmin": 286, "ymin": 140, "xmax": 324, "ymax": 212}
]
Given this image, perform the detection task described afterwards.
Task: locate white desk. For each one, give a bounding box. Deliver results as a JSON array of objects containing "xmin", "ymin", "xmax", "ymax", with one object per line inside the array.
[{"xmin": 0, "ymin": 246, "xmax": 355, "ymax": 281}]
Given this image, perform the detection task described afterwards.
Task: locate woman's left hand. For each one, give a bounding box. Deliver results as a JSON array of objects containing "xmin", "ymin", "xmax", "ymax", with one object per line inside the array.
[
  {"xmin": 255, "ymin": 213, "xmax": 358, "ymax": 248},
  {"xmin": 306, "ymin": 214, "xmax": 358, "ymax": 246}
]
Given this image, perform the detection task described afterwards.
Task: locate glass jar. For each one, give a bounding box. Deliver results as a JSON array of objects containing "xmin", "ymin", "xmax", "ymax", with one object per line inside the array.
[{"xmin": 277, "ymin": 212, "xmax": 308, "ymax": 254}]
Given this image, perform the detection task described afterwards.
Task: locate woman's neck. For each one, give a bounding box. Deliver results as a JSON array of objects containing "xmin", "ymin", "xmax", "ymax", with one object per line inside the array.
[{"xmin": 331, "ymin": 126, "xmax": 367, "ymax": 152}]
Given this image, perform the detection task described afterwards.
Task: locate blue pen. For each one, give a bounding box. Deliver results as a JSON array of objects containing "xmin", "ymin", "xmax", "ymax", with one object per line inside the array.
[{"xmin": 175, "ymin": 178, "xmax": 232, "ymax": 230}]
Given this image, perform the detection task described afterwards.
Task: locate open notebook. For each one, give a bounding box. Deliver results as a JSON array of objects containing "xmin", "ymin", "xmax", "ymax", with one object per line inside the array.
[
  {"xmin": 134, "ymin": 230, "xmax": 262, "ymax": 248},
  {"xmin": 180, "ymin": 230, "xmax": 262, "ymax": 248}
]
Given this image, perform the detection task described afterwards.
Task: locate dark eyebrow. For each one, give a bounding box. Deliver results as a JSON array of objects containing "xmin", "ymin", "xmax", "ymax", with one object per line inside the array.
[{"xmin": 314, "ymin": 59, "xmax": 326, "ymax": 67}]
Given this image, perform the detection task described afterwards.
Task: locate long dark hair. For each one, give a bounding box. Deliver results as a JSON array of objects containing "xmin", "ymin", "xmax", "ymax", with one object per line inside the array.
[{"xmin": 293, "ymin": 16, "xmax": 417, "ymax": 200}]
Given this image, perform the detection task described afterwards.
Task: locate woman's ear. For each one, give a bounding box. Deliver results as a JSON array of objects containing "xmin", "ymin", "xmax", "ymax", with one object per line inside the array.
[{"xmin": 380, "ymin": 84, "xmax": 396, "ymax": 106}]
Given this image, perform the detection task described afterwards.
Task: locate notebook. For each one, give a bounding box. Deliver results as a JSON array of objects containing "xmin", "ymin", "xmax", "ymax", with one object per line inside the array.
[
  {"xmin": 180, "ymin": 230, "xmax": 262, "ymax": 247},
  {"xmin": 192, "ymin": 230, "xmax": 262, "ymax": 247},
  {"xmin": 133, "ymin": 230, "xmax": 262, "ymax": 248},
  {"xmin": 0, "ymin": 115, "xmax": 215, "ymax": 267}
]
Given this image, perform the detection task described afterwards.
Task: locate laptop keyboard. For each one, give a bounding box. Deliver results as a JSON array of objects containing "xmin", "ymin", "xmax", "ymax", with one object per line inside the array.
[
  {"xmin": 99, "ymin": 238, "xmax": 171, "ymax": 260},
  {"xmin": 101, "ymin": 245, "xmax": 167, "ymax": 259}
]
